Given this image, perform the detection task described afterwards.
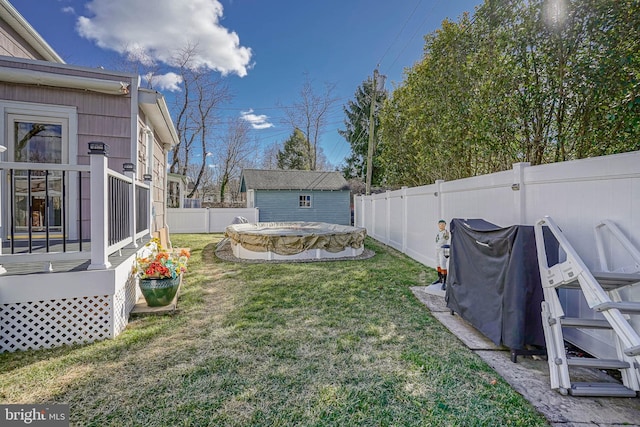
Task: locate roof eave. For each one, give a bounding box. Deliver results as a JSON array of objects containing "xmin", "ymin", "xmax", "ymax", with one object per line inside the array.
[
  {"xmin": 139, "ymin": 88, "xmax": 179, "ymax": 148},
  {"xmin": 0, "ymin": 65, "xmax": 132, "ymax": 94},
  {"xmin": 0, "ymin": 0, "xmax": 65, "ymax": 63}
]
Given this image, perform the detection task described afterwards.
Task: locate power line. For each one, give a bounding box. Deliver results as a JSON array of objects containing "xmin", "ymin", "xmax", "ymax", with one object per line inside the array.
[
  {"xmin": 377, "ymin": 0, "xmax": 424, "ymax": 66},
  {"xmin": 211, "ymin": 96, "xmax": 352, "ymax": 113}
]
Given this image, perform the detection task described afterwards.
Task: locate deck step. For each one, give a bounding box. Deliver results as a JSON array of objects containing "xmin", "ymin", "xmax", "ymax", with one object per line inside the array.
[
  {"xmin": 560, "ymin": 281, "xmax": 636, "ymax": 291},
  {"xmin": 566, "ymin": 357, "xmax": 630, "ymax": 369},
  {"xmin": 535, "ymin": 217, "xmax": 640, "ymax": 397},
  {"xmin": 624, "ymin": 345, "xmax": 640, "ymax": 357},
  {"xmin": 594, "ymin": 272, "xmax": 640, "ymax": 289},
  {"xmin": 559, "ymin": 272, "xmax": 640, "ymax": 291},
  {"xmin": 593, "ymin": 301, "xmax": 640, "ymax": 314},
  {"xmin": 568, "ymin": 382, "xmax": 637, "ymax": 397},
  {"xmin": 559, "ymin": 317, "xmax": 612, "ymax": 329}
]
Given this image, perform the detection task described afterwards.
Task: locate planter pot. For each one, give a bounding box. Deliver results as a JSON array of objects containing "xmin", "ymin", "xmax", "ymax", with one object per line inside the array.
[{"xmin": 138, "ymin": 276, "xmax": 181, "ymax": 307}]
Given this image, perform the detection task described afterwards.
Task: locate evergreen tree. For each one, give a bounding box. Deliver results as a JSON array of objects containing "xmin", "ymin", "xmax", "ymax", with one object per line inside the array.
[
  {"xmin": 277, "ymin": 128, "xmax": 312, "ymax": 170},
  {"xmin": 339, "ymin": 77, "xmax": 387, "ymax": 184}
]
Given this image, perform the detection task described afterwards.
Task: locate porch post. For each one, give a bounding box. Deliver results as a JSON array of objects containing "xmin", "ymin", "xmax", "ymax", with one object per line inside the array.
[
  {"xmin": 143, "ymin": 173, "xmax": 153, "ymax": 234},
  {"xmin": 0, "ymin": 144, "xmax": 6, "ymax": 274},
  {"xmin": 88, "ymin": 142, "xmax": 112, "ymax": 270},
  {"xmin": 123, "ymin": 163, "xmax": 137, "ymax": 248}
]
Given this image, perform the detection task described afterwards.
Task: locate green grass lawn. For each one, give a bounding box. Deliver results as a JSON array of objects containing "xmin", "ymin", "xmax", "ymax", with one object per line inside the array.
[{"xmin": 0, "ymin": 235, "xmax": 549, "ymax": 426}]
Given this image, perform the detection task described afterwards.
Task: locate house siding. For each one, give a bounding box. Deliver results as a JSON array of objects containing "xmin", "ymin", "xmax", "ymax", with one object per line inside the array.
[
  {"xmin": 0, "ymin": 2, "xmax": 178, "ymax": 353},
  {"xmin": 0, "ymin": 19, "xmax": 44, "ymax": 60},
  {"xmin": 0, "ymin": 61, "xmax": 142, "ymax": 239},
  {"xmin": 0, "ymin": 68, "xmax": 134, "ymax": 168},
  {"xmin": 255, "ymin": 190, "xmax": 351, "ymax": 225}
]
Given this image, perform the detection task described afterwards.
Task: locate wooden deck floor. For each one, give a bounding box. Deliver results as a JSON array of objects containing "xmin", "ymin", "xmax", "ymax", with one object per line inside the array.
[{"xmin": 0, "ymin": 244, "xmax": 141, "ymax": 276}]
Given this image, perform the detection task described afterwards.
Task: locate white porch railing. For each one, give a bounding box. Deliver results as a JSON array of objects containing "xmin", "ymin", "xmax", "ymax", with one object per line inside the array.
[{"xmin": 0, "ymin": 146, "xmax": 150, "ymax": 271}]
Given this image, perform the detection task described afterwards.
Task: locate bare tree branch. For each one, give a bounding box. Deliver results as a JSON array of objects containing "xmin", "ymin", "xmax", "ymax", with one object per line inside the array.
[{"xmin": 280, "ymin": 73, "xmax": 338, "ymax": 170}]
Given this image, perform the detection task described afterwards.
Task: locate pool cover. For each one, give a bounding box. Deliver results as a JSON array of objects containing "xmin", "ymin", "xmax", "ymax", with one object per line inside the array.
[{"xmin": 225, "ymin": 222, "xmax": 367, "ymax": 256}]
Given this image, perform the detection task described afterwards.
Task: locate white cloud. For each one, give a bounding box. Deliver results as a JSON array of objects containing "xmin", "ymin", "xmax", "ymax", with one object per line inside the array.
[
  {"xmin": 240, "ymin": 109, "xmax": 274, "ymax": 130},
  {"xmin": 142, "ymin": 72, "xmax": 183, "ymax": 92},
  {"xmin": 76, "ymin": 0, "xmax": 252, "ymax": 77},
  {"xmin": 61, "ymin": 6, "xmax": 75, "ymax": 14}
]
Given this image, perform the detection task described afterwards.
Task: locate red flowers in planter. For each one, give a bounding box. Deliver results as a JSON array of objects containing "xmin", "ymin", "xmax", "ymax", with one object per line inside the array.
[{"xmin": 135, "ymin": 238, "xmax": 190, "ymax": 280}]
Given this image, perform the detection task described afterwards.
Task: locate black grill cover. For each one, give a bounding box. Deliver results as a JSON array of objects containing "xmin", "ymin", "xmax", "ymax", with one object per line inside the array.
[{"xmin": 445, "ymin": 218, "xmax": 547, "ymax": 350}]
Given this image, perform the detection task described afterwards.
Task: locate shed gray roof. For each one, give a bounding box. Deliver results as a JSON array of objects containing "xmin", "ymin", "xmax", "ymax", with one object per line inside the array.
[{"xmin": 241, "ymin": 169, "xmax": 349, "ymax": 191}]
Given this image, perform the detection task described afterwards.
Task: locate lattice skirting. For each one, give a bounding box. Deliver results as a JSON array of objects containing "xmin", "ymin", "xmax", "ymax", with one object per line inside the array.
[
  {"xmin": 0, "ymin": 280, "xmax": 136, "ymax": 352},
  {"xmin": 113, "ymin": 274, "xmax": 139, "ymax": 336}
]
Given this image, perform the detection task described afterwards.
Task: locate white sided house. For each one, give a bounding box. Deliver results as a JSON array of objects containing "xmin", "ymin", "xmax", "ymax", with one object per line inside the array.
[{"xmin": 0, "ymin": 0, "xmax": 178, "ymax": 352}]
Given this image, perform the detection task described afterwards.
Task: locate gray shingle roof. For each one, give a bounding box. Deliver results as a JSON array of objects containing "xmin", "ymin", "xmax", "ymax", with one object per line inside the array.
[{"xmin": 241, "ymin": 169, "xmax": 349, "ymax": 191}]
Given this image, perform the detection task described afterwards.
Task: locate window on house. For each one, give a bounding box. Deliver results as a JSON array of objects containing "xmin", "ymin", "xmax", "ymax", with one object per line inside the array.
[
  {"xmin": 299, "ymin": 194, "xmax": 311, "ymax": 208},
  {"xmin": 9, "ymin": 116, "xmax": 67, "ymax": 233}
]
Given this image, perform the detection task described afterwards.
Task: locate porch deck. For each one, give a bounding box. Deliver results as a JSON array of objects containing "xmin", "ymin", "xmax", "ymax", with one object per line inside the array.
[
  {"xmin": 0, "ymin": 243, "xmax": 142, "ymax": 276},
  {"xmin": 0, "ymin": 242, "xmax": 146, "ymax": 353}
]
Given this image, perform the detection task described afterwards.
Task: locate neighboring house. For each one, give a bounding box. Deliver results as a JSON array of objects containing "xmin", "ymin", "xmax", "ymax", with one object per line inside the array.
[
  {"xmin": 239, "ymin": 169, "xmax": 351, "ymax": 225},
  {"xmin": 167, "ymin": 173, "xmax": 187, "ymax": 208},
  {"xmin": 0, "ymin": 0, "xmax": 178, "ymax": 352}
]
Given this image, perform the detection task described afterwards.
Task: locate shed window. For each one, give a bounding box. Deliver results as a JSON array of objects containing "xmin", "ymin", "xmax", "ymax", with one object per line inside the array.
[{"xmin": 299, "ymin": 194, "xmax": 311, "ymax": 208}]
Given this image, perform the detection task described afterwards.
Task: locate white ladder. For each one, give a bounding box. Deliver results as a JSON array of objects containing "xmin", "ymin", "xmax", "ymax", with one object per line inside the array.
[{"xmin": 534, "ymin": 216, "xmax": 640, "ymax": 397}]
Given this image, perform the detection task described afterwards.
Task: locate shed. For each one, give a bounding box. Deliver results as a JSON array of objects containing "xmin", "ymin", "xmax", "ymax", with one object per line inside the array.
[{"xmin": 240, "ymin": 169, "xmax": 351, "ymax": 225}]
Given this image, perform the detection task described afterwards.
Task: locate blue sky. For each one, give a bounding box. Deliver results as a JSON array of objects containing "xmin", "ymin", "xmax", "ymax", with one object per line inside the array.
[{"xmin": 9, "ymin": 0, "xmax": 480, "ymax": 168}]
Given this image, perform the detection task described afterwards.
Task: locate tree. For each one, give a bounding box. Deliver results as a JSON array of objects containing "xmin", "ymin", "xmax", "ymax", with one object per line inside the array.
[
  {"xmin": 339, "ymin": 76, "xmax": 388, "ymax": 184},
  {"xmin": 377, "ymin": 0, "xmax": 640, "ymax": 187},
  {"xmin": 280, "ymin": 74, "xmax": 338, "ymax": 170},
  {"xmin": 167, "ymin": 45, "xmax": 231, "ymax": 198},
  {"xmin": 213, "ymin": 118, "xmax": 258, "ymax": 203},
  {"xmin": 277, "ymin": 128, "xmax": 310, "ymax": 170},
  {"xmin": 185, "ymin": 162, "xmax": 216, "ymax": 203},
  {"xmin": 261, "ymin": 142, "xmax": 280, "ymax": 169}
]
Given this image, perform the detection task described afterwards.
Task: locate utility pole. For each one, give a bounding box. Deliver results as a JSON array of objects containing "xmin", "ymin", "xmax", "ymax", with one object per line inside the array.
[{"xmin": 365, "ymin": 69, "xmax": 378, "ymax": 196}]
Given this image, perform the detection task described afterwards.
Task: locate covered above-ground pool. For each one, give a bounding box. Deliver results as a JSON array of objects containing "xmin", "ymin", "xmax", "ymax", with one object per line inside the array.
[{"xmin": 224, "ymin": 222, "xmax": 367, "ymax": 260}]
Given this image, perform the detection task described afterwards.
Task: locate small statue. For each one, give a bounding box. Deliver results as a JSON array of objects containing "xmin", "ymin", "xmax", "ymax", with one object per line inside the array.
[{"xmin": 432, "ymin": 219, "xmax": 450, "ymax": 290}]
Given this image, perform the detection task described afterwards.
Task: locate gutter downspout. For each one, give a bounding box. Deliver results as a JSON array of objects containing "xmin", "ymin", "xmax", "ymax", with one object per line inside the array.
[{"xmin": 130, "ymin": 75, "xmax": 139, "ymax": 177}]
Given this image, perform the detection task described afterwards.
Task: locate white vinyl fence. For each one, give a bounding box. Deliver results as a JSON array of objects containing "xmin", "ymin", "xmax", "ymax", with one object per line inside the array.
[
  {"xmin": 355, "ymin": 150, "xmax": 640, "ymax": 359},
  {"xmin": 355, "ymin": 151, "xmax": 640, "ymax": 273},
  {"xmin": 166, "ymin": 208, "xmax": 259, "ymax": 233}
]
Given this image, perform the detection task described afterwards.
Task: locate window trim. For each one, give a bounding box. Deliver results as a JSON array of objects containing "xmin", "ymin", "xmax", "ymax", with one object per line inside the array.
[
  {"xmin": 0, "ymin": 101, "xmax": 78, "ymax": 163},
  {"xmin": 299, "ymin": 194, "xmax": 312, "ymax": 208},
  {"xmin": 0, "ymin": 101, "xmax": 79, "ymax": 240},
  {"xmin": 8, "ymin": 114, "xmax": 68, "ymax": 164}
]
